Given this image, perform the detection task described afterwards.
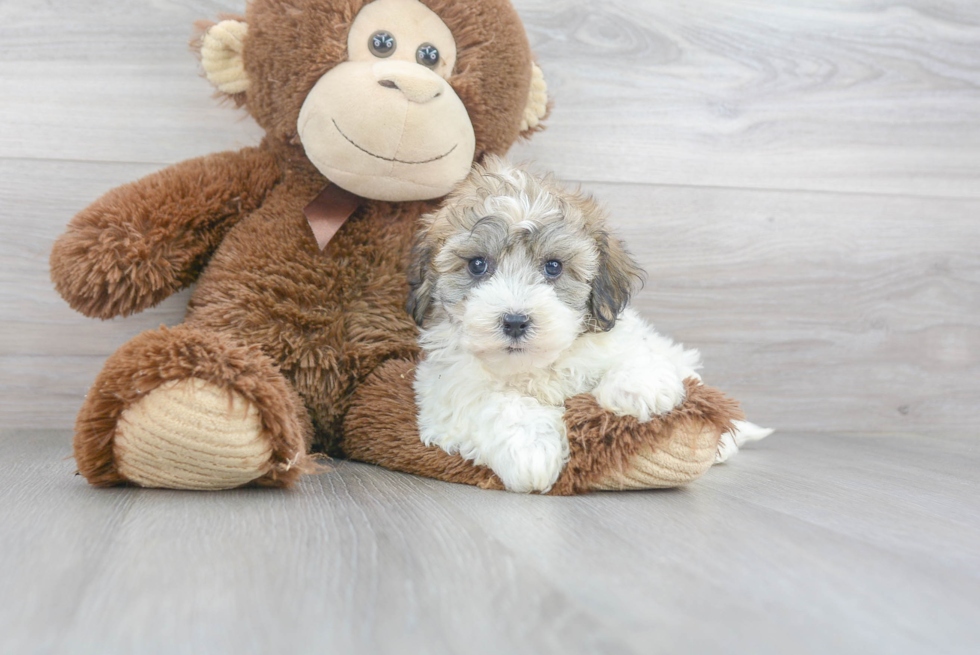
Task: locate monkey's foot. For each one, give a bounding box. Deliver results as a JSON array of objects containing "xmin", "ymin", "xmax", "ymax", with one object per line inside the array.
[
  {"xmin": 114, "ymin": 378, "xmax": 272, "ymax": 490},
  {"xmin": 553, "ymin": 380, "xmax": 741, "ymax": 494},
  {"xmin": 588, "ymin": 416, "xmax": 722, "ymax": 491},
  {"xmin": 74, "ymin": 325, "xmax": 315, "ymax": 489}
]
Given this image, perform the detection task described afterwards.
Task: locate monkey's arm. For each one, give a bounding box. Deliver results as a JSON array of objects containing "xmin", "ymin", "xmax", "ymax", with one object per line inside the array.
[{"xmin": 50, "ymin": 146, "xmax": 282, "ymax": 319}]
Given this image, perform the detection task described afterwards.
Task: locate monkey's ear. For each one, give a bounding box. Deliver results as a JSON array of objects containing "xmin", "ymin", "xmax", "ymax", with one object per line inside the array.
[
  {"xmin": 588, "ymin": 234, "xmax": 644, "ymax": 332},
  {"xmin": 198, "ymin": 20, "xmax": 251, "ymax": 96},
  {"xmin": 406, "ymin": 237, "xmax": 437, "ymax": 327},
  {"xmin": 519, "ymin": 63, "xmax": 550, "ymax": 137}
]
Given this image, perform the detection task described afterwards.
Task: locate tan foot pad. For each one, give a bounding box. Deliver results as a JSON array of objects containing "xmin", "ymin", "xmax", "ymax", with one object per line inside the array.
[
  {"xmin": 591, "ymin": 421, "xmax": 720, "ymax": 491},
  {"xmin": 114, "ymin": 378, "xmax": 273, "ymax": 490}
]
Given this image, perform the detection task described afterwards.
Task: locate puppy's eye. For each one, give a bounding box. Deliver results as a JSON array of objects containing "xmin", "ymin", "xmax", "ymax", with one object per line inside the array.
[
  {"xmin": 544, "ymin": 260, "xmax": 563, "ymax": 278},
  {"xmin": 468, "ymin": 257, "xmax": 489, "ymax": 276},
  {"xmin": 369, "ymin": 31, "xmax": 396, "ymax": 58},
  {"xmin": 416, "ymin": 44, "xmax": 440, "ymax": 68}
]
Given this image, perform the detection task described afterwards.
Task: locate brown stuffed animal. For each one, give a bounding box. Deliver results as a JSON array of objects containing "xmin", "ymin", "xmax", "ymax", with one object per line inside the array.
[{"xmin": 50, "ymin": 0, "xmax": 742, "ymax": 493}]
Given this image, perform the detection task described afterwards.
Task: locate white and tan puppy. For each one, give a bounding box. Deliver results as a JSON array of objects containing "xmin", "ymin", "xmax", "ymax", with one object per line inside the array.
[{"xmin": 409, "ymin": 157, "xmax": 766, "ymax": 493}]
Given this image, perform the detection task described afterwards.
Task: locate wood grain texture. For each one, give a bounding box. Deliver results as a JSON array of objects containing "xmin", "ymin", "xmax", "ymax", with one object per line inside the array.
[
  {"xmin": 590, "ymin": 181, "xmax": 980, "ymax": 433},
  {"xmin": 0, "ymin": 0, "xmax": 264, "ymax": 165},
  {"xmin": 1, "ymin": 1, "xmax": 979, "ymax": 434},
  {"xmin": 509, "ymin": 0, "xmax": 980, "ymax": 198},
  {"xmin": 3, "ymin": 1, "xmax": 978, "ymax": 195},
  {"xmin": 1, "ymin": 430, "xmax": 978, "ymax": 654}
]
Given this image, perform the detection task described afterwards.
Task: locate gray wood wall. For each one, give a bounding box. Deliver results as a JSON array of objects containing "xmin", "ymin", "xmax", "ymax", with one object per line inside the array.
[{"xmin": 1, "ymin": 0, "xmax": 978, "ymax": 434}]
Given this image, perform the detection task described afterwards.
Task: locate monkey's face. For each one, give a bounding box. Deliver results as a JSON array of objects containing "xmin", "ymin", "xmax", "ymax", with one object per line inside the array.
[
  {"xmin": 198, "ymin": 0, "xmax": 548, "ymax": 203},
  {"xmin": 297, "ymin": 0, "xmax": 475, "ymax": 201}
]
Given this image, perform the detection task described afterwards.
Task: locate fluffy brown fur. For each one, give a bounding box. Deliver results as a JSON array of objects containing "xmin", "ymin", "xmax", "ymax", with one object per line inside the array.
[
  {"xmin": 52, "ymin": 0, "xmax": 742, "ymax": 492},
  {"xmin": 553, "ymin": 378, "xmax": 743, "ymax": 494},
  {"xmin": 50, "ymin": 147, "xmax": 283, "ymax": 319},
  {"xmin": 74, "ymin": 325, "xmax": 315, "ymax": 487},
  {"xmin": 242, "ymin": 0, "xmax": 535, "ymax": 153}
]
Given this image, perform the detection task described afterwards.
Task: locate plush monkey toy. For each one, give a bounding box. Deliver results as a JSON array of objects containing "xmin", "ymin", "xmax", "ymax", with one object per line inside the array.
[{"xmin": 50, "ymin": 0, "xmax": 742, "ymax": 493}]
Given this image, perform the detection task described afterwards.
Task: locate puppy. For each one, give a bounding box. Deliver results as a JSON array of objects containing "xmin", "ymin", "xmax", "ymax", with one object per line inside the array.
[{"xmin": 408, "ymin": 157, "xmax": 745, "ymax": 493}]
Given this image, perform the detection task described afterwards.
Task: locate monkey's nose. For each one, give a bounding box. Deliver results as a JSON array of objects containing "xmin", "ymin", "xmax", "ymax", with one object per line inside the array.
[
  {"xmin": 373, "ymin": 61, "xmax": 444, "ymax": 104},
  {"xmin": 502, "ymin": 314, "xmax": 532, "ymax": 339}
]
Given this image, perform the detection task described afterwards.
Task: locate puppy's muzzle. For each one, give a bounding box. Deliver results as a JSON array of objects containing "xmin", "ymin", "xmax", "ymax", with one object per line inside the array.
[{"xmin": 501, "ymin": 313, "xmax": 531, "ymax": 340}]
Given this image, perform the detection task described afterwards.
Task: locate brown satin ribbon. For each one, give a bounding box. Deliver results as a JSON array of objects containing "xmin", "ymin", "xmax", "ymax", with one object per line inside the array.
[{"xmin": 303, "ymin": 183, "xmax": 361, "ymax": 251}]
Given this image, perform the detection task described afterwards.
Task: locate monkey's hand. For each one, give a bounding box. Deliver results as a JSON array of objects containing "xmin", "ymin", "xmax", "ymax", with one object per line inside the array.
[{"xmin": 50, "ymin": 146, "xmax": 282, "ymax": 319}]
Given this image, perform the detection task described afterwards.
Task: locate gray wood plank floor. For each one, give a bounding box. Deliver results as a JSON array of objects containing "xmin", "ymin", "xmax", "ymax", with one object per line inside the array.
[
  {"xmin": 2, "ymin": 429, "xmax": 978, "ymax": 654},
  {"xmin": 2, "ymin": 0, "xmax": 979, "ymax": 652}
]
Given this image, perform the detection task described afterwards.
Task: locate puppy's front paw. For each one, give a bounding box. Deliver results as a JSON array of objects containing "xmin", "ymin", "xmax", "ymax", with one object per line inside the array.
[
  {"xmin": 489, "ymin": 405, "xmax": 568, "ymax": 493},
  {"xmin": 593, "ymin": 365, "xmax": 686, "ymax": 422}
]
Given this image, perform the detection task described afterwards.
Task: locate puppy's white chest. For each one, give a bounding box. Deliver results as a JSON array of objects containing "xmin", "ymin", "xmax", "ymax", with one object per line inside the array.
[
  {"xmin": 496, "ymin": 347, "xmax": 604, "ymax": 406},
  {"xmin": 499, "ymin": 369, "xmax": 571, "ymax": 407}
]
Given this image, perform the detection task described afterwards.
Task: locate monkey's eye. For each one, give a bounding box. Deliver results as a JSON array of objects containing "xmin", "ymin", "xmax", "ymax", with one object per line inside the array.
[
  {"xmin": 544, "ymin": 260, "xmax": 563, "ymax": 278},
  {"xmin": 416, "ymin": 43, "xmax": 440, "ymax": 68},
  {"xmin": 369, "ymin": 31, "xmax": 396, "ymax": 58},
  {"xmin": 468, "ymin": 257, "xmax": 489, "ymax": 277}
]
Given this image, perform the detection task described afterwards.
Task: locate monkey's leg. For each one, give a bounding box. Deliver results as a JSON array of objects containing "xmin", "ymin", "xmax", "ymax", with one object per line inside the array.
[
  {"xmin": 549, "ymin": 380, "xmax": 742, "ymax": 495},
  {"xmin": 342, "ymin": 360, "xmax": 742, "ymax": 495},
  {"xmin": 342, "ymin": 359, "xmax": 503, "ymax": 489},
  {"xmin": 74, "ymin": 325, "xmax": 314, "ymax": 489}
]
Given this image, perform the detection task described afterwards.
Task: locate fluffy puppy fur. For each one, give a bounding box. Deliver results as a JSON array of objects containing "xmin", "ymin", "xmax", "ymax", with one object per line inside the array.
[{"xmin": 408, "ymin": 157, "xmax": 703, "ymax": 493}]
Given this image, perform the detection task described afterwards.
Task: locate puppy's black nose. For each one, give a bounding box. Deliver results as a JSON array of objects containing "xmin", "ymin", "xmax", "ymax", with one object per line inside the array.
[{"xmin": 502, "ymin": 313, "xmax": 531, "ymax": 339}]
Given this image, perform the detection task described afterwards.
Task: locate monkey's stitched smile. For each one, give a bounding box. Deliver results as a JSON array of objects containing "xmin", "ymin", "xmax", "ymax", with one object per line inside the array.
[{"xmin": 332, "ymin": 119, "xmax": 458, "ymax": 165}]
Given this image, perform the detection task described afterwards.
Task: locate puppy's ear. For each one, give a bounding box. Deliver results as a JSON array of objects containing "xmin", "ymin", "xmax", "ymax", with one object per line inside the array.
[
  {"xmin": 406, "ymin": 234, "xmax": 436, "ymax": 327},
  {"xmin": 588, "ymin": 233, "xmax": 644, "ymax": 332}
]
